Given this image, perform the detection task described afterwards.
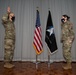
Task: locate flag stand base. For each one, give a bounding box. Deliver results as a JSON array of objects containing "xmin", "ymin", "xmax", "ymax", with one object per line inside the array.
[
  {"xmin": 32, "ymin": 54, "xmax": 41, "ymax": 69},
  {"xmin": 32, "ymin": 52, "xmax": 52, "ymax": 69}
]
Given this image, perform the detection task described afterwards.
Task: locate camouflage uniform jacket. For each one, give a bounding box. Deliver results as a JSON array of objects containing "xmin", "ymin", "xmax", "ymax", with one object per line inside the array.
[
  {"xmin": 61, "ymin": 21, "xmax": 75, "ymax": 42},
  {"xmin": 2, "ymin": 13, "xmax": 15, "ymax": 40}
]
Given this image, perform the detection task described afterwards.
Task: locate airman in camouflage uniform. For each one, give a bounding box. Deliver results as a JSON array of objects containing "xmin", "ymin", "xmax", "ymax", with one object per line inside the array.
[
  {"xmin": 61, "ymin": 15, "xmax": 75, "ymax": 69},
  {"xmin": 2, "ymin": 7, "xmax": 15, "ymax": 68}
]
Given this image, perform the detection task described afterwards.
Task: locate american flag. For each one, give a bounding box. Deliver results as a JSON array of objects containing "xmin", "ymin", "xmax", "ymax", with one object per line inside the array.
[{"xmin": 33, "ymin": 10, "xmax": 43, "ymax": 54}]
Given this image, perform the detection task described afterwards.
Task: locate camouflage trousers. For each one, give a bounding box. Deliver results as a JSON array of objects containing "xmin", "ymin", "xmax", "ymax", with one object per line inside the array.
[
  {"xmin": 62, "ymin": 39, "xmax": 73, "ymax": 63},
  {"xmin": 4, "ymin": 38, "xmax": 15, "ymax": 63}
]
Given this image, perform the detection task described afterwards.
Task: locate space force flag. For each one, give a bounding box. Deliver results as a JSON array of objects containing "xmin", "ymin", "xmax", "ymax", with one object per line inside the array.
[{"xmin": 45, "ymin": 11, "xmax": 58, "ymax": 53}]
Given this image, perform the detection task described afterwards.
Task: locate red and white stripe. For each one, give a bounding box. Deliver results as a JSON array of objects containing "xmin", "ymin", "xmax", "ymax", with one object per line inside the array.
[{"xmin": 33, "ymin": 26, "xmax": 43, "ymax": 54}]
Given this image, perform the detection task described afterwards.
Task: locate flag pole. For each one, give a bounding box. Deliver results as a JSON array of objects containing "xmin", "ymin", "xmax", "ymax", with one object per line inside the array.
[
  {"xmin": 47, "ymin": 7, "xmax": 50, "ymax": 68},
  {"xmin": 35, "ymin": 7, "xmax": 38, "ymax": 70},
  {"xmin": 33, "ymin": 6, "xmax": 42, "ymax": 69},
  {"xmin": 36, "ymin": 54, "xmax": 38, "ymax": 62},
  {"xmin": 48, "ymin": 49, "xmax": 50, "ymax": 68},
  {"xmin": 36, "ymin": 54, "xmax": 40, "ymax": 70},
  {"xmin": 36, "ymin": 54, "xmax": 38, "ymax": 69}
]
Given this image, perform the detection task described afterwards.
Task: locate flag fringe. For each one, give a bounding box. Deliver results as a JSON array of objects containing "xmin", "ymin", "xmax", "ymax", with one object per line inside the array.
[
  {"xmin": 45, "ymin": 43, "xmax": 58, "ymax": 54},
  {"xmin": 33, "ymin": 44, "xmax": 43, "ymax": 55},
  {"xmin": 50, "ymin": 49, "xmax": 58, "ymax": 54}
]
